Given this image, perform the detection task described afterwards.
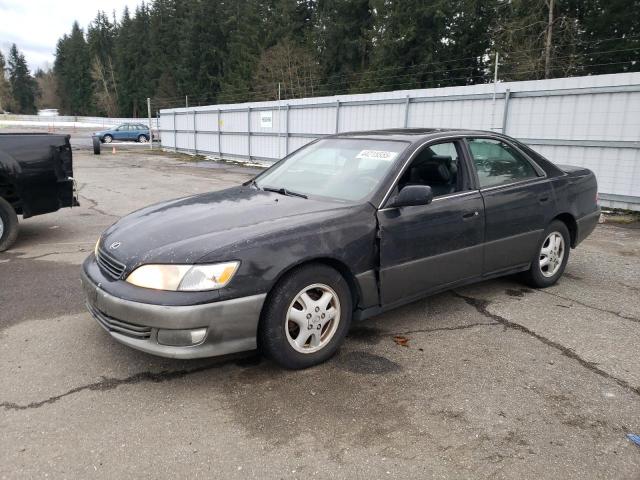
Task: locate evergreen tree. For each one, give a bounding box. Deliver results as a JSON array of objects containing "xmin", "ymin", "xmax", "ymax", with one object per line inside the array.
[
  {"xmin": 314, "ymin": 0, "xmax": 374, "ymax": 94},
  {"xmin": 175, "ymin": 0, "xmax": 225, "ymax": 105},
  {"xmin": 88, "ymin": 11, "xmax": 119, "ymax": 115},
  {"xmin": 47, "ymin": 0, "xmax": 640, "ymax": 115},
  {"xmin": 54, "ymin": 22, "xmax": 93, "ymax": 115},
  {"xmin": 0, "ymin": 51, "xmax": 12, "ymax": 112},
  {"xmin": 218, "ymin": 0, "xmax": 265, "ymax": 102},
  {"xmin": 572, "ymin": 0, "xmax": 640, "ymax": 75},
  {"xmin": 7, "ymin": 44, "xmax": 38, "ymax": 114}
]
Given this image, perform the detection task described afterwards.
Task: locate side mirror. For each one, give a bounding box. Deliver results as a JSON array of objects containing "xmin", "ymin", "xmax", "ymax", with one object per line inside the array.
[{"xmin": 389, "ymin": 185, "xmax": 434, "ymax": 208}]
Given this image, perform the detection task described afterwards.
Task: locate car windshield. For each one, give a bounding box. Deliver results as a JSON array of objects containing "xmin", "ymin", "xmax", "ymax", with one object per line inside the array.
[{"xmin": 255, "ymin": 138, "xmax": 409, "ymax": 202}]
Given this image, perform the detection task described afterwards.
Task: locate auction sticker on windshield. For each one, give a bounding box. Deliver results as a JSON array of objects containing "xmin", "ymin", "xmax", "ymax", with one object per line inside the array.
[{"xmin": 356, "ymin": 150, "xmax": 398, "ymax": 161}]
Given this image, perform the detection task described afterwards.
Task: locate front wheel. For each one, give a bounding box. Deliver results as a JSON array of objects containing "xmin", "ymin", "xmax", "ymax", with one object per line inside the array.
[
  {"xmin": 259, "ymin": 264, "xmax": 352, "ymax": 369},
  {"xmin": 0, "ymin": 197, "xmax": 19, "ymax": 252},
  {"xmin": 103, "ymin": 134, "xmax": 113, "ymax": 144},
  {"xmin": 138, "ymin": 134, "xmax": 148, "ymax": 143},
  {"xmin": 522, "ymin": 220, "xmax": 570, "ymax": 288}
]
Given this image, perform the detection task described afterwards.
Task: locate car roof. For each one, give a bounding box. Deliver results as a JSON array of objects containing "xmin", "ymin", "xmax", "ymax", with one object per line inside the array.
[{"xmin": 332, "ymin": 128, "xmax": 508, "ymax": 143}]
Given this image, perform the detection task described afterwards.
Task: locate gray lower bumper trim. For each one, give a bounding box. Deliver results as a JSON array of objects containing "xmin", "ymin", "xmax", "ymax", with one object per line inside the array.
[{"xmin": 81, "ymin": 270, "xmax": 267, "ymax": 359}]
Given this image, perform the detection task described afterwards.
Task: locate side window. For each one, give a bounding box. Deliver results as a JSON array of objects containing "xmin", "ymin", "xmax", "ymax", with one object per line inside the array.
[
  {"xmin": 468, "ymin": 138, "xmax": 539, "ymax": 188},
  {"xmin": 397, "ymin": 141, "xmax": 466, "ymax": 198}
]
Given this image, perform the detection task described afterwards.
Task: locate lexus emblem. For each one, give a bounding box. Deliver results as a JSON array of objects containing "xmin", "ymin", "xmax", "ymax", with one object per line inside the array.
[{"xmin": 109, "ymin": 242, "xmax": 121, "ymax": 250}]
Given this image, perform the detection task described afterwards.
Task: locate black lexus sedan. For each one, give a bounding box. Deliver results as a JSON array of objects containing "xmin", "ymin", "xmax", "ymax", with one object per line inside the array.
[{"xmin": 82, "ymin": 128, "xmax": 600, "ymax": 369}]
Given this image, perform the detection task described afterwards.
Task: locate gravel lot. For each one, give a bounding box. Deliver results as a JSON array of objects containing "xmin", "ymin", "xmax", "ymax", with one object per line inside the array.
[{"xmin": 1, "ymin": 132, "xmax": 639, "ymax": 479}]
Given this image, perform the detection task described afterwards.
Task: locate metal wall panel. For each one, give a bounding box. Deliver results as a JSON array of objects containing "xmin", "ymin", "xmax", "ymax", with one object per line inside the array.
[
  {"xmin": 220, "ymin": 133, "xmax": 248, "ymax": 157},
  {"xmin": 289, "ymin": 106, "xmax": 335, "ymax": 134},
  {"xmin": 160, "ymin": 72, "xmax": 640, "ymax": 209}
]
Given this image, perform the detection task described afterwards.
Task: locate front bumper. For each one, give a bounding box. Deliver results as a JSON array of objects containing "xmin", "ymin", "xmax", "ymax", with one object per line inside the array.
[{"xmin": 81, "ymin": 270, "xmax": 266, "ymax": 359}]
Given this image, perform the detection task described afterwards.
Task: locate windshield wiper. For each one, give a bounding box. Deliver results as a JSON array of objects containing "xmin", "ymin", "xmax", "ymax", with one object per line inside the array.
[{"xmin": 263, "ymin": 186, "xmax": 308, "ymax": 199}]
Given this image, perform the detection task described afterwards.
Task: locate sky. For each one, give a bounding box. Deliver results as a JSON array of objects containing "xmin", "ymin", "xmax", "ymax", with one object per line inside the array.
[{"xmin": 0, "ymin": 0, "xmax": 144, "ymax": 72}]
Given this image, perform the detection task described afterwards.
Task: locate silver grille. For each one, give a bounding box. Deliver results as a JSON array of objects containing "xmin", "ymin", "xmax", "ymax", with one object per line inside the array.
[
  {"xmin": 87, "ymin": 303, "xmax": 152, "ymax": 339},
  {"xmin": 96, "ymin": 248, "xmax": 126, "ymax": 280}
]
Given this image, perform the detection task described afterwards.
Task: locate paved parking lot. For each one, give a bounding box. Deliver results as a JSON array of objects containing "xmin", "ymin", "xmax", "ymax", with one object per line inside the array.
[{"xmin": 1, "ymin": 140, "xmax": 639, "ymax": 479}]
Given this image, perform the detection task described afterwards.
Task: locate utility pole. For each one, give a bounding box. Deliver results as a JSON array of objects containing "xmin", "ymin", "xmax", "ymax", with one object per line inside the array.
[
  {"xmin": 185, "ymin": 95, "xmax": 189, "ymax": 108},
  {"xmin": 277, "ymin": 82, "xmax": 281, "ymax": 159},
  {"xmin": 493, "ymin": 52, "xmax": 499, "ymax": 101},
  {"xmin": 491, "ymin": 52, "xmax": 499, "ymax": 131},
  {"xmin": 544, "ymin": 0, "xmax": 555, "ymax": 79},
  {"xmin": 147, "ymin": 97, "xmax": 153, "ymax": 150}
]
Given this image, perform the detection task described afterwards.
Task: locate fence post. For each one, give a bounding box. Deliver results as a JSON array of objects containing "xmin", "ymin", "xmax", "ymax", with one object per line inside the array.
[
  {"xmin": 285, "ymin": 105, "xmax": 290, "ymax": 156},
  {"xmin": 173, "ymin": 111, "xmax": 177, "ymax": 152},
  {"xmin": 193, "ymin": 110, "xmax": 197, "ymax": 155},
  {"xmin": 335, "ymin": 100, "xmax": 340, "ymax": 133},
  {"xmin": 147, "ymin": 97, "xmax": 152, "ymax": 150},
  {"xmin": 403, "ymin": 95, "xmax": 410, "ymax": 128},
  {"xmin": 502, "ymin": 89, "xmax": 511, "ymax": 134},
  {"xmin": 217, "ymin": 109, "xmax": 221, "ymax": 158},
  {"xmin": 247, "ymin": 107, "xmax": 252, "ymax": 160}
]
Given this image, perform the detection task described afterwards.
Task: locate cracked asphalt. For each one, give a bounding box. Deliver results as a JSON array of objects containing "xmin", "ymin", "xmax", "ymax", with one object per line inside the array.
[{"xmin": 1, "ymin": 137, "xmax": 640, "ymax": 479}]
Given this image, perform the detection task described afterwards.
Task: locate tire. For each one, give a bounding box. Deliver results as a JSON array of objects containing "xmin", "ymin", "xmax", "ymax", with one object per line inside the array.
[
  {"xmin": 259, "ymin": 263, "xmax": 353, "ymax": 369},
  {"xmin": 522, "ymin": 220, "xmax": 570, "ymax": 288},
  {"xmin": 0, "ymin": 197, "xmax": 19, "ymax": 252},
  {"xmin": 92, "ymin": 136, "xmax": 101, "ymax": 155},
  {"xmin": 103, "ymin": 134, "xmax": 113, "ymax": 144},
  {"xmin": 138, "ymin": 134, "xmax": 148, "ymax": 143}
]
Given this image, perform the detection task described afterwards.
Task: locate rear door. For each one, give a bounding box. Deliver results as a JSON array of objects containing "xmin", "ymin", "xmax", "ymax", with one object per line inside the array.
[
  {"xmin": 377, "ymin": 139, "xmax": 485, "ymax": 306},
  {"xmin": 133, "ymin": 124, "xmax": 145, "ymax": 140},
  {"xmin": 465, "ymin": 137, "xmax": 553, "ymax": 275},
  {"xmin": 125, "ymin": 125, "xmax": 136, "ymax": 141}
]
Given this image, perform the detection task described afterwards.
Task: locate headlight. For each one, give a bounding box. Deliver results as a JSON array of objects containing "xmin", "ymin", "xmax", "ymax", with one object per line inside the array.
[{"xmin": 125, "ymin": 261, "xmax": 239, "ymax": 291}]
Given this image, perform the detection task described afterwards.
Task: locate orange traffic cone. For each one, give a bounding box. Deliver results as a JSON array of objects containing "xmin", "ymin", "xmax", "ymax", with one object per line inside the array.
[{"xmin": 112, "ymin": 146, "xmax": 116, "ymax": 154}]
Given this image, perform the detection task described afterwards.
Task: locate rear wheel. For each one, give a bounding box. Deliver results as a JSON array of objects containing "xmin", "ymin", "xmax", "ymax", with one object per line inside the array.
[
  {"xmin": 0, "ymin": 197, "xmax": 19, "ymax": 252},
  {"xmin": 138, "ymin": 134, "xmax": 148, "ymax": 143},
  {"xmin": 259, "ymin": 264, "xmax": 352, "ymax": 369},
  {"xmin": 103, "ymin": 134, "xmax": 113, "ymax": 144},
  {"xmin": 522, "ymin": 220, "xmax": 570, "ymax": 288}
]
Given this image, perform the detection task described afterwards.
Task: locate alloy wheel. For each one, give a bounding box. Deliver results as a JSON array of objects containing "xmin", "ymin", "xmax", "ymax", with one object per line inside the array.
[
  {"xmin": 285, "ymin": 283, "xmax": 341, "ymax": 354},
  {"xmin": 539, "ymin": 231, "xmax": 565, "ymax": 278}
]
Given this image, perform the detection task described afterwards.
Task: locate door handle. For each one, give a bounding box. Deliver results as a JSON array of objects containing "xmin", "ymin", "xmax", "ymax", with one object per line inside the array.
[
  {"xmin": 462, "ymin": 211, "xmax": 479, "ymax": 219},
  {"xmin": 538, "ymin": 196, "xmax": 549, "ymax": 203}
]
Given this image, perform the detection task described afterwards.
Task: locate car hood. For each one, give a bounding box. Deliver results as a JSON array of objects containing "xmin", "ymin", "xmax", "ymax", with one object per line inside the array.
[{"xmin": 99, "ymin": 186, "xmax": 360, "ymax": 267}]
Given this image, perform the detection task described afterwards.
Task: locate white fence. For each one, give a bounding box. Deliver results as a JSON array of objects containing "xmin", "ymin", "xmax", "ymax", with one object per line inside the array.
[
  {"xmin": 0, "ymin": 114, "xmax": 158, "ymax": 129},
  {"xmin": 159, "ymin": 72, "xmax": 640, "ymax": 210}
]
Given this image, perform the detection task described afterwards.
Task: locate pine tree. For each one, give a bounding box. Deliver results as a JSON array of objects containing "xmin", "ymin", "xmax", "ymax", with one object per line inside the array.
[
  {"xmin": 88, "ymin": 11, "xmax": 119, "ymax": 115},
  {"xmin": 218, "ymin": 0, "xmax": 265, "ymax": 102},
  {"xmin": 54, "ymin": 22, "xmax": 93, "ymax": 115},
  {"xmin": 7, "ymin": 44, "xmax": 39, "ymax": 114},
  {"xmin": 48, "ymin": 0, "xmax": 640, "ymax": 116},
  {"xmin": 0, "ymin": 51, "xmax": 12, "ymax": 112},
  {"xmin": 572, "ymin": 0, "xmax": 640, "ymax": 75},
  {"xmin": 314, "ymin": 0, "xmax": 374, "ymax": 94}
]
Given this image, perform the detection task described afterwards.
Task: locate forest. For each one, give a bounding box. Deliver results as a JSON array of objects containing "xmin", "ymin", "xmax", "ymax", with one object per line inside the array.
[{"xmin": 1, "ymin": 0, "xmax": 638, "ymax": 117}]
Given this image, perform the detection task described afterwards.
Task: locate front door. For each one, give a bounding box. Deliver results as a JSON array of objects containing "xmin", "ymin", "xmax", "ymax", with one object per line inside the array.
[
  {"xmin": 377, "ymin": 140, "xmax": 485, "ymax": 306},
  {"xmin": 465, "ymin": 137, "xmax": 554, "ymax": 275},
  {"xmin": 113, "ymin": 125, "xmax": 127, "ymax": 141}
]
